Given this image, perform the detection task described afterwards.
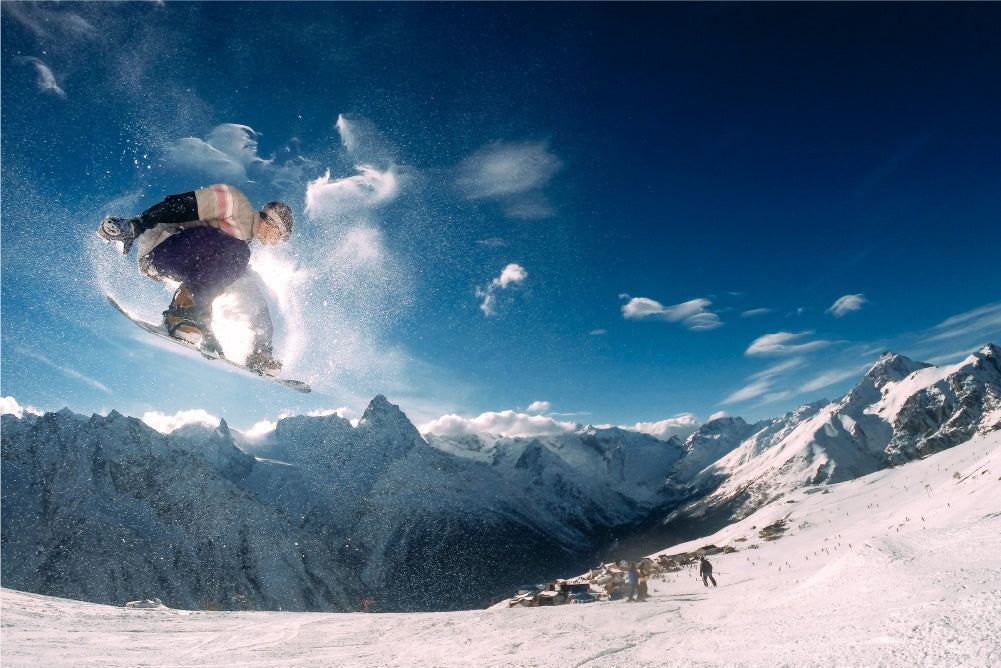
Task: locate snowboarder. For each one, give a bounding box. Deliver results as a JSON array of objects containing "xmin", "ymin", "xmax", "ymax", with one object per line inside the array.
[
  {"xmin": 699, "ymin": 556, "xmax": 717, "ymax": 587},
  {"xmin": 98, "ymin": 184, "xmax": 293, "ymax": 376}
]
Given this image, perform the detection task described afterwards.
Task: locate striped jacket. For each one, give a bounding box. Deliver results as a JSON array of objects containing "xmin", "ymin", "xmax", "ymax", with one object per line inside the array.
[{"xmin": 136, "ymin": 184, "xmax": 261, "ymax": 277}]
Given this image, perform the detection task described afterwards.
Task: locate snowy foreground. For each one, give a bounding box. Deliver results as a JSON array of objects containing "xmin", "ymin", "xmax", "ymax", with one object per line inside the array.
[{"xmin": 4, "ymin": 432, "xmax": 1000, "ymax": 667}]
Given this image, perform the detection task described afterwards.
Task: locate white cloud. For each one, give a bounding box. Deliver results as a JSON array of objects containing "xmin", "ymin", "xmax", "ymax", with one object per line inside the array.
[
  {"xmin": 746, "ymin": 331, "xmax": 830, "ymax": 356},
  {"xmin": 18, "ymin": 57, "xmax": 66, "ymax": 99},
  {"xmin": 308, "ymin": 407, "xmax": 352, "ymax": 418},
  {"xmin": 741, "ymin": 308, "xmax": 773, "ymax": 318},
  {"xmin": 456, "ymin": 141, "xmax": 562, "ymax": 219},
  {"xmin": 305, "ymin": 167, "xmax": 398, "ymax": 215},
  {"xmin": 497, "ymin": 264, "xmax": 528, "ymax": 288},
  {"xmin": 709, "ymin": 411, "xmax": 729, "ymax": 421},
  {"xmin": 0, "ymin": 397, "xmax": 43, "ymax": 418},
  {"xmin": 141, "ymin": 409, "xmax": 220, "ymax": 434},
  {"xmin": 624, "ymin": 414, "xmax": 701, "ymax": 441},
  {"xmin": 420, "ymin": 410, "xmax": 578, "ymax": 438},
  {"xmin": 239, "ymin": 420, "xmax": 278, "ymax": 442},
  {"xmin": 526, "ymin": 401, "xmax": 551, "ymax": 414},
  {"xmin": 621, "ymin": 297, "xmax": 722, "ymax": 331},
  {"xmin": 476, "ymin": 263, "xmax": 528, "ymax": 316},
  {"xmin": 168, "ymin": 124, "xmax": 264, "ymax": 182},
  {"xmin": 827, "ymin": 294, "xmax": 868, "ymax": 317},
  {"xmin": 167, "ymin": 124, "xmax": 314, "ymax": 185}
]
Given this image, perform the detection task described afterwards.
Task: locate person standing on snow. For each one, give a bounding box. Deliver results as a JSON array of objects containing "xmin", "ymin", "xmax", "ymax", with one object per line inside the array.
[
  {"xmin": 98, "ymin": 184, "xmax": 293, "ymax": 376},
  {"xmin": 699, "ymin": 556, "xmax": 717, "ymax": 587},
  {"xmin": 625, "ymin": 564, "xmax": 639, "ymax": 602}
]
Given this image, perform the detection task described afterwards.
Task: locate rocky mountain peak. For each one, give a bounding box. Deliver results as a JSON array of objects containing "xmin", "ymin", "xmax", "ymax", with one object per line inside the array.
[
  {"xmin": 865, "ymin": 351, "xmax": 930, "ymax": 388},
  {"xmin": 358, "ymin": 395, "xmax": 424, "ymax": 444},
  {"xmin": 842, "ymin": 351, "xmax": 932, "ymax": 408},
  {"xmin": 361, "ymin": 394, "xmax": 404, "ymax": 422}
]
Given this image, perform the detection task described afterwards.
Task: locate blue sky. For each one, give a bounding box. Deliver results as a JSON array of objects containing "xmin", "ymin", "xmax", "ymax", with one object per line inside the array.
[{"xmin": 2, "ymin": 2, "xmax": 1000, "ymax": 438}]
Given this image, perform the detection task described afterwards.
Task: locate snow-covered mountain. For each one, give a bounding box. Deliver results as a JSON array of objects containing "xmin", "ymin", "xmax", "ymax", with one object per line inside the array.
[
  {"xmin": 2, "ymin": 344, "xmax": 999, "ymax": 613},
  {"xmin": 664, "ymin": 344, "xmax": 1001, "ymax": 530},
  {"xmin": 1, "ymin": 396, "xmax": 684, "ymax": 612},
  {"xmin": 5, "ymin": 429, "xmax": 999, "ymax": 666}
]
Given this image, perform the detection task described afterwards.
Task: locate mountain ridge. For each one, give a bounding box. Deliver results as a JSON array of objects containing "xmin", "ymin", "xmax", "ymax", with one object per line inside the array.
[{"xmin": 2, "ymin": 345, "xmax": 999, "ymax": 611}]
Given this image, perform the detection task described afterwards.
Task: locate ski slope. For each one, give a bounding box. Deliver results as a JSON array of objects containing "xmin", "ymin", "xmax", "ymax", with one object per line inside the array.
[{"xmin": 3, "ymin": 431, "xmax": 999, "ymax": 667}]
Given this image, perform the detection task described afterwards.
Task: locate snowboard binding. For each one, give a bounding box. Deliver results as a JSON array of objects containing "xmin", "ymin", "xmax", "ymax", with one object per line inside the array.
[{"xmin": 163, "ymin": 287, "xmax": 222, "ymax": 357}]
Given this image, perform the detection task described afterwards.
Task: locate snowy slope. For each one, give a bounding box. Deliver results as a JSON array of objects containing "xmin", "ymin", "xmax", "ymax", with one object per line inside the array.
[{"xmin": 4, "ymin": 430, "xmax": 998, "ymax": 667}]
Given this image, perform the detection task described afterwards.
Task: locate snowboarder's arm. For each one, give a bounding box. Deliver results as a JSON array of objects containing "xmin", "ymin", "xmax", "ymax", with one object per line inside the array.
[{"xmin": 136, "ymin": 192, "xmax": 199, "ymax": 232}]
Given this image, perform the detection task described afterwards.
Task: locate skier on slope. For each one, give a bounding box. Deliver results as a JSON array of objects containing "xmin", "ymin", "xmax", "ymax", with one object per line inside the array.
[
  {"xmin": 98, "ymin": 184, "xmax": 294, "ymax": 376},
  {"xmin": 699, "ymin": 556, "xmax": 717, "ymax": 587}
]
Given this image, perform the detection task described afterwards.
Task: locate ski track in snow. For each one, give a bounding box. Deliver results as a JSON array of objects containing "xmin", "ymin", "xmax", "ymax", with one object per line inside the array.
[{"xmin": 3, "ymin": 433, "xmax": 999, "ymax": 667}]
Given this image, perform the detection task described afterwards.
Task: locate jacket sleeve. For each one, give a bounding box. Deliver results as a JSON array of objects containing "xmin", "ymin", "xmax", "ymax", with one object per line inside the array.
[{"xmin": 136, "ymin": 192, "xmax": 199, "ymax": 231}]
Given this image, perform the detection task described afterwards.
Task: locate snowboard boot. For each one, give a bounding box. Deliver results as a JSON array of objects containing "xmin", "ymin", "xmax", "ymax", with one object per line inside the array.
[
  {"xmin": 163, "ymin": 286, "xmax": 223, "ymax": 356},
  {"xmin": 97, "ymin": 217, "xmax": 141, "ymax": 255},
  {"xmin": 245, "ymin": 347, "xmax": 282, "ymax": 378}
]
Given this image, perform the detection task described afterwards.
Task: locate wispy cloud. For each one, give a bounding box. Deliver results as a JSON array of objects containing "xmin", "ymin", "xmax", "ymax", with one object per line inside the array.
[
  {"xmin": 4, "ymin": 4, "xmax": 97, "ymax": 42},
  {"xmin": 722, "ymin": 358, "xmax": 806, "ymax": 404},
  {"xmin": 621, "ymin": 296, "xmax": 722, "ymax": 331},
  {"xmin": 14, "ymin": 348, "xmax": 111, "ymax": 394},
  {"xmin": 456, "ymin": 140, "xmax": 562, "ymax": 219},
  {"xmin": 335, "ymin": 114, "xmax": 398, "ymax": 168},
  {"xmin": 476, "ymin": 263, "xmax": 528, "ymax": 316},
  {"xmin": 827, "ymin": 294, "xmax": 868, "ymax": 317},
  {"xmin": 724, "ymin": 299, "xmax": 1001, "ymax": 413},
  {"xmin": 18, "ymin": 57, "xmax": 66, "ymax": 99},
  {"xmin": 746, "ymin": 331, "xmax": 831, "ymax": 356},
  {"xmin": 922, "ymin": 301, "xmax": 1001, "ymax": 345},
  {"xmin": 476, "ymin": 238, "xmax": 507, "ymax": 249},
  {"xmin": 797, "ymin": 362, "xmax": 873, "ymax": 394}
]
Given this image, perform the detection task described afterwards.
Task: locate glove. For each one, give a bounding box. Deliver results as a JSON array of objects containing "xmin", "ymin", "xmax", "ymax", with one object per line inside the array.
[{"xmin": 97, "ymin": 217, "xmax": 140, "ymax": 255}]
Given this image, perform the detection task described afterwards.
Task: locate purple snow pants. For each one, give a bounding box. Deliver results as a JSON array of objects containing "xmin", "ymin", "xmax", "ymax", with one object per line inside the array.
[{"xmin": 146, "ymin": 226, "xmax": 251, "ymax": 310}]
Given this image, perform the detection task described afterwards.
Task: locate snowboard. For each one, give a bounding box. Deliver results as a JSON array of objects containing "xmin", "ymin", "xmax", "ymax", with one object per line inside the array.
[{"xmin": 108, "ymin": 296, "xmax": 311, "ymax": 393}]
